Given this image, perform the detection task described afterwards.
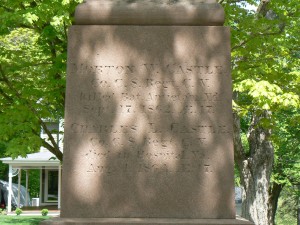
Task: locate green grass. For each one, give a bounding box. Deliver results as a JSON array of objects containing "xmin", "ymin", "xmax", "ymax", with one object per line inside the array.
[{"xmin": 0, "ymin": 216, "xmax": 50, "ymax": 225}]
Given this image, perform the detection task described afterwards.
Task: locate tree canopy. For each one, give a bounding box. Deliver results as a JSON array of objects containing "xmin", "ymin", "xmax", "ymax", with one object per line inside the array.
[
  {"xmin": 223, "ymin": 0, "xmax": 299, "ymax": 224},
  {"xmin": 0, "ymin": 0, "xmax": 83, "ymax": 160}
]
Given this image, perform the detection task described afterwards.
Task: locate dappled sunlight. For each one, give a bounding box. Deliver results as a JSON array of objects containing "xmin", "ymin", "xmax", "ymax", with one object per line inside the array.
[{"xmin": 61, "ymin": 0, "xmax": 235, "ymax": 220}]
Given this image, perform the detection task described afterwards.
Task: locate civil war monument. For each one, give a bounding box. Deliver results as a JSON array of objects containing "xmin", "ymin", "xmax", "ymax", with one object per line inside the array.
[{"xmin": 41, "ymin": 0, "xmax": 254, "ymax": 224}]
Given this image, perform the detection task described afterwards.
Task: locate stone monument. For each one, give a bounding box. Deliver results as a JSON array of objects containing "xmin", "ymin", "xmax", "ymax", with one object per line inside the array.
[{"xmin": 41, "ymin": 0, "xmax": 254, "ymax": 224}]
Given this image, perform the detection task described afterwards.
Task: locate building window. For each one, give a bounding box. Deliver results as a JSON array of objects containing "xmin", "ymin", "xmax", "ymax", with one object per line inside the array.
[{"xmin": 41, "ymin": 169, "xmax": 58, "ymax": 204}]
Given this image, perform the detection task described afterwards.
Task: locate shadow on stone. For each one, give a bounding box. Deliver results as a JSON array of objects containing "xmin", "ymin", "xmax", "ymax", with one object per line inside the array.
[{"xmin": 41, "ymin": 1, "xmax": 254, "ymax": 224}]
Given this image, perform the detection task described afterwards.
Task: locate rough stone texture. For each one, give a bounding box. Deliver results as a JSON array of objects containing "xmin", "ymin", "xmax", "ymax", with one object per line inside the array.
[
  {"xmin": 61, "ymin": 25, "xmax": 235, "ymax": 219},
  {"xmin": 40, "ymin": 217, "xmax": 254, "ymax": 225},
  {"xmin": 75, "ymin": 0, "xmax": 225, "ymax": 25},
  {"xmin": 41, "ymin": 1, "xmax": 254, "ymax": 225}
]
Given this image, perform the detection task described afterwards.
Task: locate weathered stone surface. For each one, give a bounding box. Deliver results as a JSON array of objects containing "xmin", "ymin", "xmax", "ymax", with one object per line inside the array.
[
  {"xmin": 41, "ymin": 1, "xmax": 254, "ymax": 225},
  {"xmin": 40, "ymin": 217, "xmax": 254, "ymax": 225},
  {"xmin": 75, "ymin": 0, "xmax": 225, "ymax": 25},
  {"xmin": 61, "ymin": 25, "xmax": 234, "ymax": 219}
]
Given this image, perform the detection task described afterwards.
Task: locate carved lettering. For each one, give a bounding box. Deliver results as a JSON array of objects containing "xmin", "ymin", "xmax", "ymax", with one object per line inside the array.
[
  {"xmin": 86, "ymin": 164, "xmax": 116, "ymax": 174},
  {"xmin": 71, "ymin": 123, "xmax": 138, "ymax": 134},
  {"xmin": 70, "ymin": 63, "xmax": 224, "ymax": 77},
  {"xmin": 71, "ymin": 122, "xmax": 231, "ymax": 134},
  {"xmin": 70, "ymin": 61, "xmax": 229, "ymax": 176},
  {"xmin": 204, "ymin": 165, "xmax": 213, "ymax": 173},
  {"xmin": 143, "ymin": 64, "xmax": 160, "ymax": 74},
  {"xmin": 80, "ymin": 92, "xmax": 114, "ymax": 101}
]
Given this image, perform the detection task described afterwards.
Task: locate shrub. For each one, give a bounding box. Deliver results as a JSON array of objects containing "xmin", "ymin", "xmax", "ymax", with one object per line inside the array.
[
  {"xmin": 15, "ymin": 208, "xmax": 22, "ymax": 216},
  {"xmin": 2, "ymin": 209, "xmax": 7, "ymax": 215},
  {"xmin": 41, "ymin": 208, "xmax": 49, "ymax": 216},
  {"xmin": 0, "ymin": 208, "xmax": 7, "ymax": 215}
]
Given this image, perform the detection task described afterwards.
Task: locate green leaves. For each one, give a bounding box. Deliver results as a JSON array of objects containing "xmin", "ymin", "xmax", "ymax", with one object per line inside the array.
[
  {"xmin": 234, "ymin": 79, "xmax": 299, "ymax": 111},
  {"xmin": 229, "ymin": 0, "xmax": 300, "ymax": 118},
  {"xmin": 0, "ymin": 0, "xmax": 83, "ymax": 159},
  {"xmin": 0, "ymin": 103, "xmax": 42, "ymax": 158},
  {"xmin": 272, "ymin": 109, "xmax": 300, "ymax": 186},
  {"xmin": 23, "ymin": 12, "xmax": 39, "ymax": 25},
  {"xmin": 225, "ymin": 1, "xmax": 300, "ymax": 221}
]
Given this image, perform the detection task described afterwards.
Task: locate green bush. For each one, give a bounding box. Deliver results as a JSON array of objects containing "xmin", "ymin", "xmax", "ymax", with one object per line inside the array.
[
  {"xmin": 0, "ymin": 208, "xmax": 7, "ymax": 215},
  {"xmin": 15, "ymin": 208, "xmax": 22, "ymax": 216},
  {"xmin": 41, "ymin": 209, "xmax": 48, "ymax": 216}
]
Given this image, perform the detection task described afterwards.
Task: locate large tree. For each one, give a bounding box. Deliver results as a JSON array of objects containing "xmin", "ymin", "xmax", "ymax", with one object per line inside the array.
[
  {"xmin": 0, "ymin": 0, "xmax": 82, "ymax": 161},
  {"xmin": 222, "ymin": 0, "xmax": 300, "ymax": 224}
]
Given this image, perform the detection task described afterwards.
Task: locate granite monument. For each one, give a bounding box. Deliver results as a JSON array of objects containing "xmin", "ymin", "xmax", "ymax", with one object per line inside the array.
[{"xmin": 41, "ymin": 0, "xmax": 254, "ymax": 224}]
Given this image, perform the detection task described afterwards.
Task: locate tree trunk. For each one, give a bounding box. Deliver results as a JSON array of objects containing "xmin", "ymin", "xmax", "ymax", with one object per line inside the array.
[
  {"xmin": 233, "ymin": 111, "xmax": 274, "ymax": 225},
  {"xmin": 297, "ymin": 207, "xmax": 300, "ymax": 225},
  {"xmin": 268, "ymin": 183, "xmax": 284, "ymax": 225},
  {"xmin": 297, "ymin": 185, "xmax": 300, "ymax": 225}
]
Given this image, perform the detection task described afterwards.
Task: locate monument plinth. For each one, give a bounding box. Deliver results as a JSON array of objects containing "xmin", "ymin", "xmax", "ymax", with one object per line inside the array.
[{"xmin": 41, "ymin": 0, "xmax": 254, "ymax": 224}]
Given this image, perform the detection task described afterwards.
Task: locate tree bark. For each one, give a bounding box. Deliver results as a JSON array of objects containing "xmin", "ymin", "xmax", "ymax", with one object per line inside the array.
[
  {"xmin": 233, "ymin": 111, "xmax": 274, "ymax": 225},
  {"xmin": 269, "ymin": 183, "xmax": 284, "ymax": 225},
  {"xmin": 257, "ymin": 0, "xmax": 271, "ymax": 16}
]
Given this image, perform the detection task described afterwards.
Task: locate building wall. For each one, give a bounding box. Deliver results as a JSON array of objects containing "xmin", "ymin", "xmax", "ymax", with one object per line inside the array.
[{"xmin": 40, "ymin": 121, "xmax": 64, "ymax": 153}]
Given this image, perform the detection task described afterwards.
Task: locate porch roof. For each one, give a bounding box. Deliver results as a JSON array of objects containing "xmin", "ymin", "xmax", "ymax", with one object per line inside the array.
[{"xmin": 0, "ymin": 151, "xmax": 60, "ymax": 168}]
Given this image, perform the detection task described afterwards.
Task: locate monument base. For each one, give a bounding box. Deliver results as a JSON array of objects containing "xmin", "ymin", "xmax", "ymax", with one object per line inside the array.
[{"xmin": 40, "ymin": 217, "xmax": 254, "ymax": 225}]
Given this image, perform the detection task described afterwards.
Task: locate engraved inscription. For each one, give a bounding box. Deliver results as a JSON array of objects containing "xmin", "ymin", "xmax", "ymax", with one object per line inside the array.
[
  {"xmin": 70, "ymin": 122, "xmax": 232, "ymax": 134},
  {"xmin": 69, "ymin": 62, "xmax": 230, "ymax": 175},
  {"xmin": 70, "ymin": 63, "xmax": 225, "ymax": 77},
  {"xmin": 86, "ymin": 162, "xmax": 213, "ymax": 174},
  {"xmin": 79, "ymin": 92, "xmax": 223, "ymax": 103},
  {"xmin": 85, "ymin": 78, "xmax": 213, "ymax": 91}
]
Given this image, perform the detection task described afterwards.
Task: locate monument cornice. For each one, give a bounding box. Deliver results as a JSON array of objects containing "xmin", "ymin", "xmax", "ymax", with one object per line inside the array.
[{"xmin": 74, "ymin": 0, "xmax": 225, "ymax": 26}]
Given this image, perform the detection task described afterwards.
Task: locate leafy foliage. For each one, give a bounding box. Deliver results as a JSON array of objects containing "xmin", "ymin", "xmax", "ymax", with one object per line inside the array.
[
  {"xmin": 272, "ymin": 110, "xmax": 300, "ymax": 186},
  {"xmin": 41, "ymin": 208, "xmax": 49, "ymax": 216},
  {"xmin": 222, "ymin": 0, "xmax": 300, "ymax": 224},
  {"xmin": 275, "ymin": 186, "xmax": 299, "ymax": 225},
  {"xmin": 0, "ymin": 0, "xmax": 83, "ymax": 160},
  {"xmin": 10, "ymin": 169, "xmax": 40, "ymax": 199},
  {"xmin": 0, "ymin": 142, "xmax": 8, "ymax": 180},
  {"xmin": 15, "ymin": 208, "xmax": 22, "ymax": 216}
]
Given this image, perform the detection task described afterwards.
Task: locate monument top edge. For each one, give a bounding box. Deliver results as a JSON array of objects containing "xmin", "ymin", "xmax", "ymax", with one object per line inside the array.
[
  {"xmin": 82, "ymin": 0, "xmax": 217, "ymax": 3},
  {"xmin": 74, "ymin": 0, "xmax": 225, "ymax": 26}
]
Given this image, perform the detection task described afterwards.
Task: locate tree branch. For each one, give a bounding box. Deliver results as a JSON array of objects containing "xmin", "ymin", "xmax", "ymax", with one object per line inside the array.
[
  {"xmin": 0, "ymin": 5, "xmax": 14, "ymax": 12},
  {"xmin": 0, "ymin": 64, "xmax": 63, "ymax": 161},
  {"xmin": 0, "ymin": 87, "xmax": 13, "ymax": 102},
  {"xmin": 232, "ymin": 26, "xmax": 285, "ymax": 51},
  {"xmin": 219, "ymin": 0, "xmax": 245, "ymax": 3},
  {"xmin": 257, "ymin": 0, "xmax": 270, "ymax": 16},
  {"xmin": 42, "ymin": 139, "xmax": 63, "ymax": 161}
]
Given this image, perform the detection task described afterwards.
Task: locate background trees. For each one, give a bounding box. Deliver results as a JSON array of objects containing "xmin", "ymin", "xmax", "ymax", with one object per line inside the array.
[
  {"xmin": 223, "ymin": 0, "xmax": 300, "ymax": 224},
  {"xmin": 0, "ymin": 0, "xmax": 299, "ymax": 224},
  {"xmin": 0, "ymin": 0, "xmax": 82, "ymax": 160}
]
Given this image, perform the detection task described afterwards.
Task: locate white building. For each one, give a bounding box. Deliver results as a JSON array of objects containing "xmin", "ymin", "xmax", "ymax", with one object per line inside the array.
[{"xmin": 0, "ymin": 121, "xmax": 63, "ymax": 212}]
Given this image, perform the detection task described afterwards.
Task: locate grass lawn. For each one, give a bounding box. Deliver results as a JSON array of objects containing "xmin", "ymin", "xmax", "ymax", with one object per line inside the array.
[{"xmin": 0, "ymin": 216, "xmax": 50, "ymax": 225}]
